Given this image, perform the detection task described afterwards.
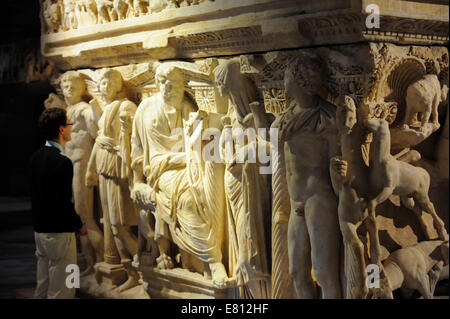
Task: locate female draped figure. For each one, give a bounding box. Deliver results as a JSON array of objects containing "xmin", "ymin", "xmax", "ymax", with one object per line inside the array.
[{"xmin": 214, "ymin": 60, "xmax": 271, "ymax": 298}]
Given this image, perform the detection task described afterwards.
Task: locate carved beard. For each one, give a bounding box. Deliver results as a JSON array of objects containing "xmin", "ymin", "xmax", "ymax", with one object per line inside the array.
[{"xmin": 162, "ymin": 88, "xmax": 184, "ymax": 107}]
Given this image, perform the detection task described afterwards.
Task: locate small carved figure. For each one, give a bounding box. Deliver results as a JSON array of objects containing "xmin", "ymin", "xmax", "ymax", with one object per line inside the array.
[
  {"xmin": 364, "ymin": 117, "xmax": 449, "ymax": 268},
  {"xmin": 404, "ymin": 74, "xmax": 448, "ymax": 130},
  {"xmin": 132, "ymin": 0, "xmax": 149, "ymax": 16},
  {"xmin": 43, "ymin": 0, "xmax": 63, "ymax": 33},
  {"xmin": 76, "ymin": 0, "xmax": 98, "ymax": 27},
  {"xmin": 96, "ymin": 0, "xmax": 114, "ymax": 23},
  {"xmin": 62, "ymin": 0, "xmax": 78, "ymax": 30},
  {"xmin": 111, "ymin": 0, "xmax": 133, "ymax": 20}
]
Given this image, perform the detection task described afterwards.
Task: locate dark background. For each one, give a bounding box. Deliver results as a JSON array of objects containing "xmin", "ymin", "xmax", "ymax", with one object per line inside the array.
[
  {"xmin": 0, "ymin": 0, "xmax": 53, "ymax": 196},
  {"xmin": 0, "ymin": 1, "xmax": 50, "ymax": 299},
  {"xmin": 0, "ymin": 1, "xmax": 41, "ymax": 46}
]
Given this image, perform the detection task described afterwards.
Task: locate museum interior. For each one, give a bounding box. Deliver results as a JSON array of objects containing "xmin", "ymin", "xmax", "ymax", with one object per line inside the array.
[{"xmin": 0, "ymin": 0, "xmax": 449, "ymax": 300}]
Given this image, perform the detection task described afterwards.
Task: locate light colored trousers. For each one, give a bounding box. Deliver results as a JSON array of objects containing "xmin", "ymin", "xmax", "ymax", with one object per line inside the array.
[{"xmin": 34, "ymin": 232, "xmax": 77, "ymax": 299}]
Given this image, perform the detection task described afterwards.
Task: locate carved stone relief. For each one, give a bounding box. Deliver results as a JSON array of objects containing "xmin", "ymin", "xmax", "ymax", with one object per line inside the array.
[
  {"xmin": 41, "ymin": 40, "xmax": 449, "ymax": 299},
  {"xmin": 40, "ymin": 0, "xmax": 215, "ymax": 34},
  {"xmin": 39, "ymin": 1, "xmax": 449, "ymax": 71}
]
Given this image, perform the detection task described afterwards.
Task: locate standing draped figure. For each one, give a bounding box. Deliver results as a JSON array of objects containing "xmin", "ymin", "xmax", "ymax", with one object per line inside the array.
[
  {"xmin": 214, "ymin": 60, "xmax": 271, "ymax": 298},
  {"xmin": 86, "ymin": 68, "xmax": 140, "ymax": 292}
]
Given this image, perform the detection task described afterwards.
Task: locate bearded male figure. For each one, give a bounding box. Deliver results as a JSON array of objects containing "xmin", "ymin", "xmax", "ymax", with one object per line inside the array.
[{"xmin": 131, "ymin": 64, "xmax": 228, "ymax": 286}]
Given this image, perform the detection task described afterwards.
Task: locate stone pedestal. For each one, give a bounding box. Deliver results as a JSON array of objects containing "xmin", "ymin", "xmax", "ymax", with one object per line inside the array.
[
  {"xmin": 94, "ymin": 262, "xmax": 127, "ymax": 288},
  {"xmin": 96, "ymin": 210, "xmax": 128, "ymax": 288},
  {"xmin": 138, "ymin": 265, "xmax": 238, "ymax": 299}
]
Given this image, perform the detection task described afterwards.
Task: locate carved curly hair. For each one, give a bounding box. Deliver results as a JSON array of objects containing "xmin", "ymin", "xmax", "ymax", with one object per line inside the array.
[
  {"xmin": 284, "ymin": 54, "xmax": 324, "ymax": 92},
  {"xmin": 98, "ymin": 68, "xmax": 123, "ymax": 92}
]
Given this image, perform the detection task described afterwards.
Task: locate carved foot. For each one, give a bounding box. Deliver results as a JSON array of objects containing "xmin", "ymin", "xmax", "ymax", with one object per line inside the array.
[
  {"xmin": 115, "ymin": 275, "xmax": 140, "ymax": 293},
  {"xmin": 156, "ymin": 254, "xmax": 174, "ymax": 270},
  {"xmin": 210, "ymin": 262, "xmax": 228, "ymax": 288},
  {"xmin": 432, "ymin": 122, "xmax": 441, "ymax": 130},
  {"xmin": 434, "ymin": 219, "xmax": 449, "ymax": 241}
]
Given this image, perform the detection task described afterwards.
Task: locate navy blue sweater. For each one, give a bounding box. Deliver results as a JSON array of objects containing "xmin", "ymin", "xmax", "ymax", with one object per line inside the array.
[{"xmin": 30, "ymin": 146, "xmax": 83, "ymax": 233}]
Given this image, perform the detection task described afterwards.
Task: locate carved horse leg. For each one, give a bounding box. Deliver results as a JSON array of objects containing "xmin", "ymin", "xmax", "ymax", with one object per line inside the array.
[
  {"xmin": 337, "ymin": 180, "xmax": 369, "ymax": 299},
  {"xmin": 428, "ymin": 261, "xmax": 444, "ymax": 298},
  {"xmin": 339, "ymin": 220, "xmax": 368, "ymax": 298},
  {"xmin": 367, "ymin": 186, "xmax": 394, "ymax": 267},
  {"xmin": 364, "ymin": 210, "xmax": 381, "ymax": 267},
  {"xmin": 415, "ymin": 194, "xmax": 449, "ymax": 241},
  {"xmin": 401, "ymin": 196, "xmax": 437, "ymax": 240}
]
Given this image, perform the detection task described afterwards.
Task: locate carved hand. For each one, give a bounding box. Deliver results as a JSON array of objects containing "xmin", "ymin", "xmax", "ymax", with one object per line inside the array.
[
  {"xmin": 185, "ymin": 111, "xmax": 206, "ymax": 135},
  {"xmin": 78, "ymin": 224, "xmax": 88, "ymax": 236},
  {"xmin": 85, "ymin": 170, "xmax": 99, "ymax": 187},
  {"xmin": 131, "ymin": 183, "xmax": 155, "ymax": 210},
  {"xmin": 331, "ymin": 156, "xmax": 347, "ymax": 178}
]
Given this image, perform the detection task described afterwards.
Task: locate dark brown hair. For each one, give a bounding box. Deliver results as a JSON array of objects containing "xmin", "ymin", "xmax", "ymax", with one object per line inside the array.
[{"xmin": 38, "ymin": 107, "xmax": 67, "ymax": 140}]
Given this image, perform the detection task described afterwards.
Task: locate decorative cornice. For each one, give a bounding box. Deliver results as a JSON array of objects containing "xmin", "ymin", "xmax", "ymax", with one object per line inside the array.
[{"xmin": 40, "ymin": 0, "xmax": 449, "ymax": 70}]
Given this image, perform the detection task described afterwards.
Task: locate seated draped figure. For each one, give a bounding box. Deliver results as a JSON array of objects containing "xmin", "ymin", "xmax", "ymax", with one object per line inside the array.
[{"xmin": 130, "ymin": 63, "xmax": 228, "ymax": 287}]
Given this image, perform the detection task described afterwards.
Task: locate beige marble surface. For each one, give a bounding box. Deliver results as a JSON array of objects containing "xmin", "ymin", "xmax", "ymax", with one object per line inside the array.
[{"xmin": 37, "ymin": 0, "xmax": 450, "ymax": 299}]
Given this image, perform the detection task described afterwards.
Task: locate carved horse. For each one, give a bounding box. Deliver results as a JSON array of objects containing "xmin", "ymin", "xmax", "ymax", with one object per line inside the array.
[{"xmin": 365, "ymin": 117, "xmax": 449, "ymax": 268}]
